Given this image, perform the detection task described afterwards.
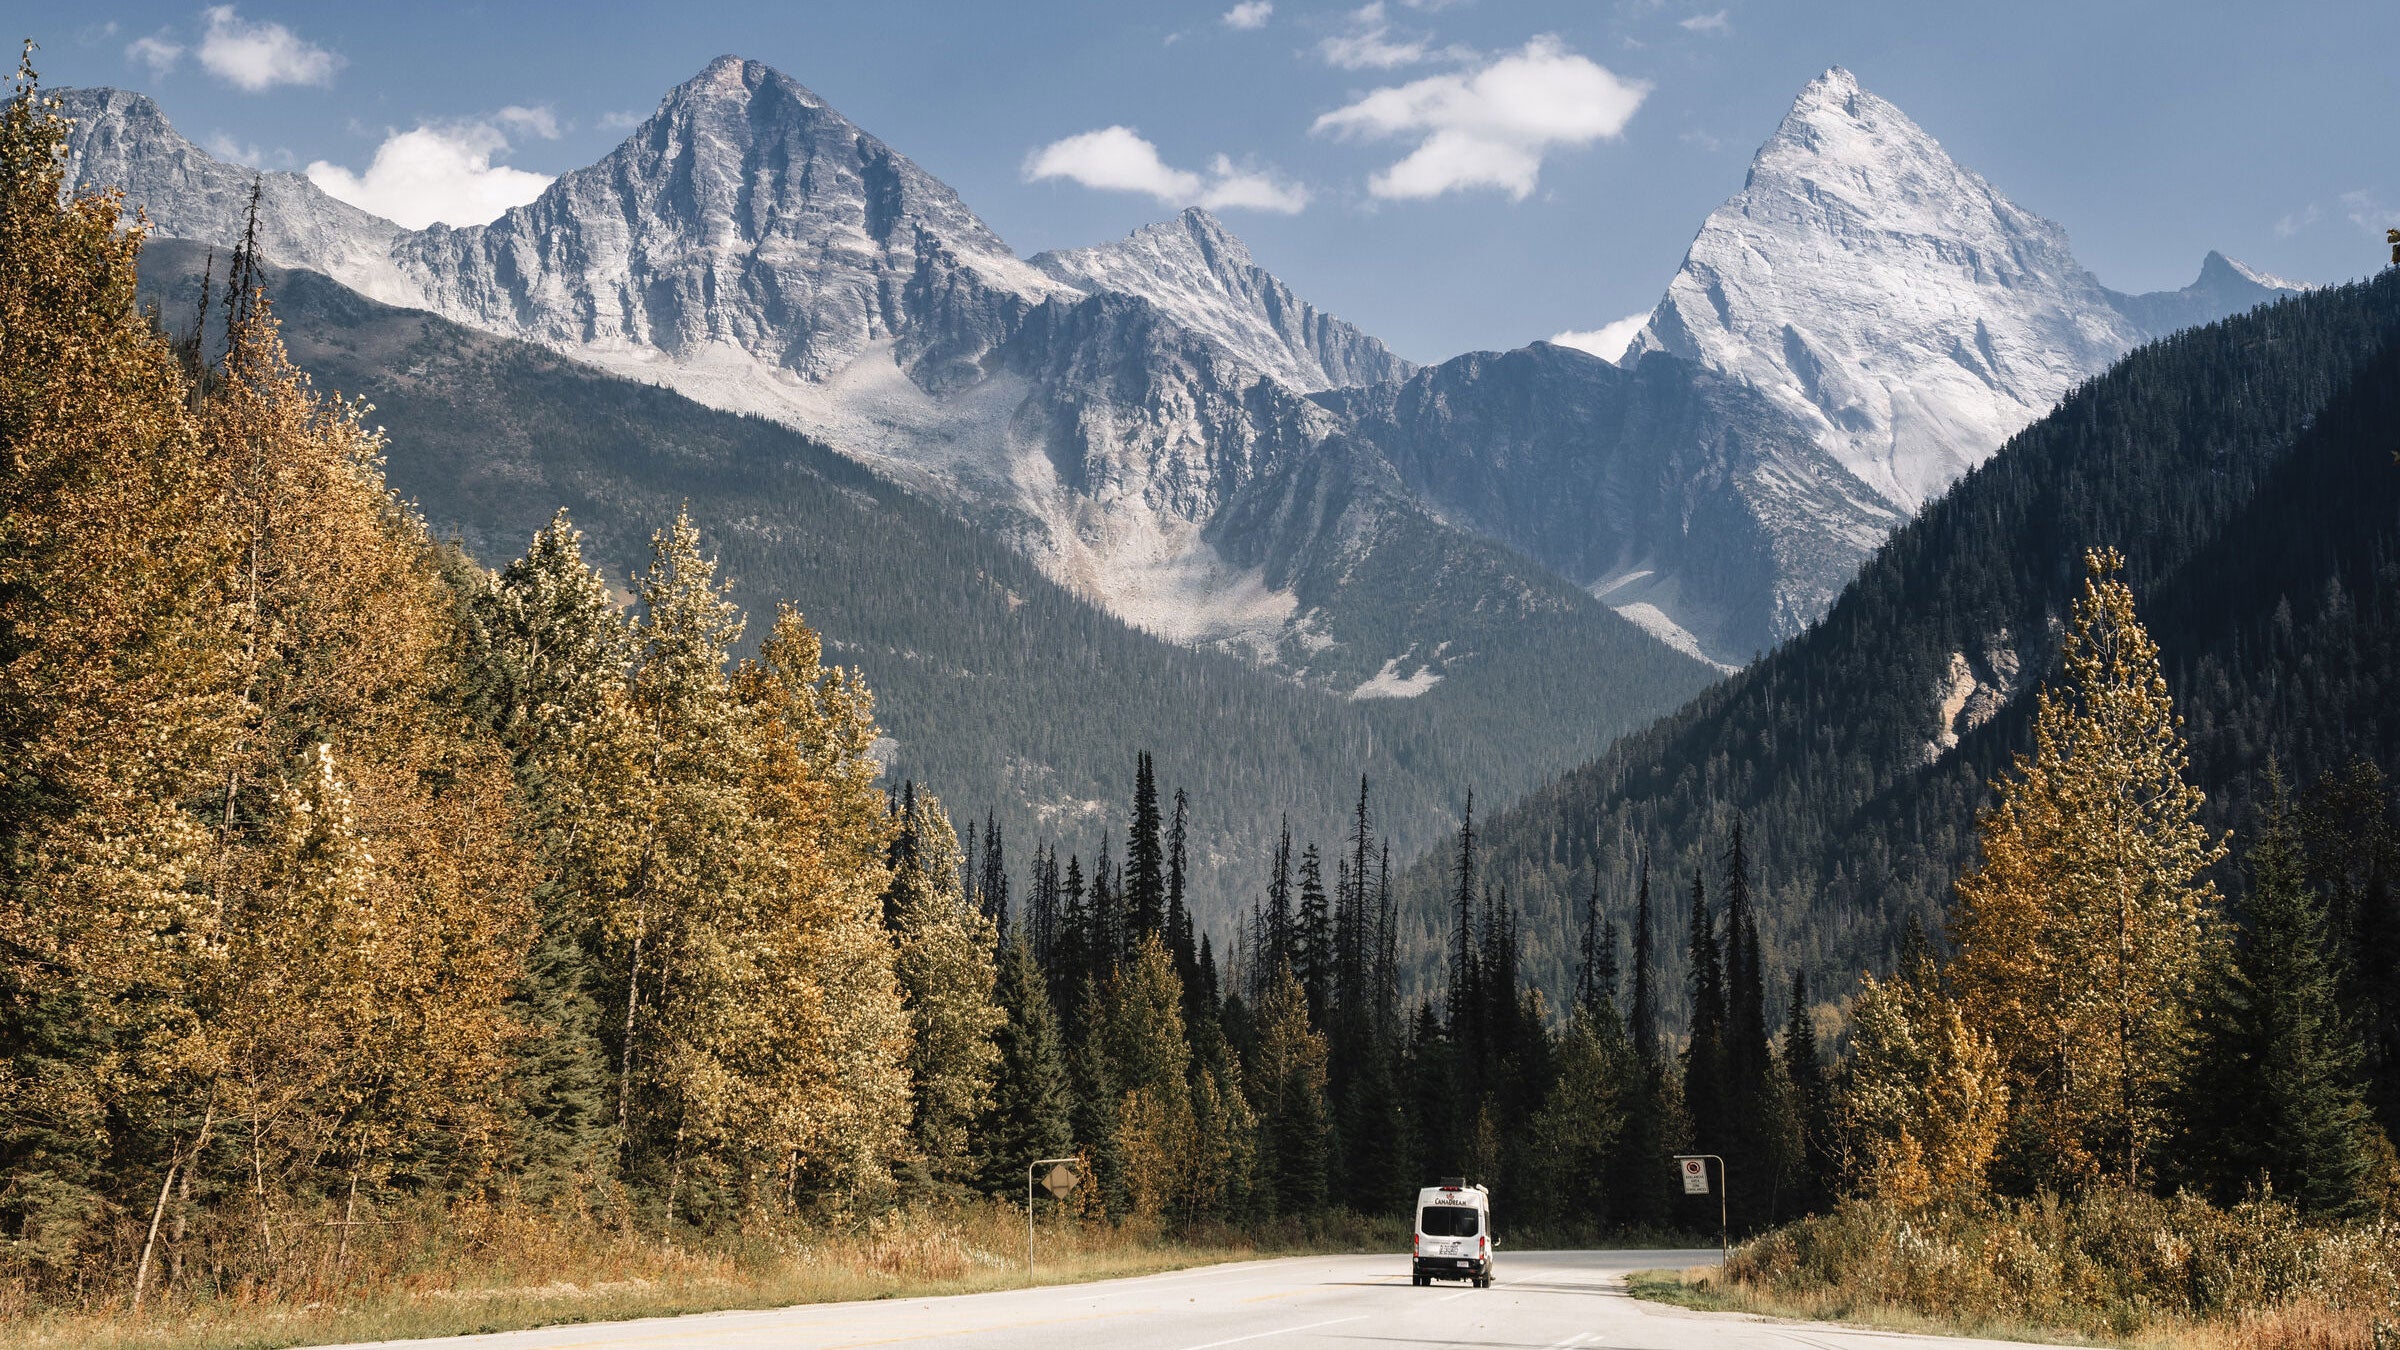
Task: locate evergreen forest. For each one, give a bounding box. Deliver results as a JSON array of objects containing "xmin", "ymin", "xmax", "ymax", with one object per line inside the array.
[{"xmin": 8, "ymin": 57, "xmax": 2400, "ymax": 1344}]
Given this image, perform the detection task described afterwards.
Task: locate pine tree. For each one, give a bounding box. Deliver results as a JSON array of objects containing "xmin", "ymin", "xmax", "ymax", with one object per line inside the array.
[
  {"xmin": 978, "ymin": 813, "xmax": 1009, "ymax": 933},
  {"xmin": 1264, "ymin": 819, "xmax": 1294, "ymax": 984},
  {"xmin": 1950, "ymin": 549, "xmax": 2226, "ymax": 1188},
  {"xmin": 1126, "ymin": 753, "xmax": 1164, "ymax": 940},
  {"xmin": 2177, "ymin": 774, "xmax": 2375, "ymax": 1215},
  {"xmin": 1450, "ymin": 794, "xmax": 1479, "ymax": 1047},
  {"xmin": 1296, "ymin": 844, "xmax": 1331, "ymax": 1023},
  {"xmin": 1781, "ymin": 971, "xmax": 1834, "ymax": 1215},
  {"xmin": 1683, "ymin": 870, "xmax": 1728, "ymax": 1158},
  {"xmin": 976, "ymin": 937, "xmax": 1074, "ymax": 1195},
  {"xmin": 1166, "ymin": 788, "xmax": 1198, "ymax": 986},
  {"xmin": 1629, "ymin": 854, "xmax": 1659, "ymax": 1064}
]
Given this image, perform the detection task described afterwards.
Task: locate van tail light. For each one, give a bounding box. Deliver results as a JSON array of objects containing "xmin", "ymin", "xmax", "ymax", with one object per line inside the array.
[{"xmin": 1479, "ymin": 1235, "xmax": 1488, "ymax": 1255}]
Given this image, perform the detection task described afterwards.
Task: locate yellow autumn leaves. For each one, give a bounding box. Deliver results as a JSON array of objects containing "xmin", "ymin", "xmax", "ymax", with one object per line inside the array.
[{"xmin": 1846, "ymin": 549, "xmax": 2226, "ymax": 1203}]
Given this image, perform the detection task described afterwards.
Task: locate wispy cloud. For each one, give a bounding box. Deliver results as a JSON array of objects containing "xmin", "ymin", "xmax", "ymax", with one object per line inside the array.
[
  {"xmin": 597, "ymin": 109, "xmax": 647, "ymax": 133},
  {"xmin": 204, "ymin": 131, "xmax": 293, "ymax": 169},
  {"xmin": 125, "ymin": 31, "xmax": 184, "ymax": 77},
  {"xmin": 1312, "ymin": 36, "xmax": 1650, "ymax": 200},
  {"xmin": 1223, "ymin": 2, "xmax": 1274, "ymax": 30},
  {"xmin": 1024, "ymin": 126, "xmax": 1309, "ymax": 214},
  {"xmin": 196, "ymin": 6, "xmax": 344, "ymax": 91},
  {"xmin": 307, "ymin": 114, "xmax": 556, "ymax": 229},
  {"xmin": 1680, "ymin": 10, "xmax": 1730, "ymax": 33},
  {"xmin": 1548, "ymin": 311, "xmax": 1650, "ymax": 362},
  {"xmin": 2341, "ymin": 189, "xmax": 2394, "ymax": 237},
  {"xmin": 2274, "ymin": 203, "xmax": 2320, "ymax": 239},
  {"xmin": 1318, "ymin": 3, "xmax": 1434, "ymax": 70}
]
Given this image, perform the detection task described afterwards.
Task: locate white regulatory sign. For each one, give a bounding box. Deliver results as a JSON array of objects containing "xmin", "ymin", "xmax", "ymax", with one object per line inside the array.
[{"xmin": 1680, "ymin": 1157, "xmax": 1710, "ymax": 1195}]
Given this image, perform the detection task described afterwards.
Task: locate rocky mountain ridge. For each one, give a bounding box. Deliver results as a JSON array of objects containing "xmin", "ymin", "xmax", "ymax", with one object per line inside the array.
[
  {"xmin": 1623, "ymin": 66, "xmax": 2306, "ymax": 514},
  {"xmin": 62, "ymin": 59, "xmax": 2307, "ymax": 671}
]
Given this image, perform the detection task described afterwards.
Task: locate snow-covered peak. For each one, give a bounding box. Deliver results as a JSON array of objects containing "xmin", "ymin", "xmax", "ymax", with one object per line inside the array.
[
  {"xmin": 1626, "ymin": 68, "xmax": 2145, "ymax": 510},
  {"xmin": 1033, "ymin": 208, "xmax": 1412, "ymax": 392},
  {"xmin": 2210, "ymin": 252, "xmax": 2308, "ymax": 293}
]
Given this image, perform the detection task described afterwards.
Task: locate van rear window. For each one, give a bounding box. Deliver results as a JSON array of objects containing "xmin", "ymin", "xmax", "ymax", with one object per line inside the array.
[{"xmin": 1419, "ymin": 1204, "xmax": 1480, "ymax": 1237}]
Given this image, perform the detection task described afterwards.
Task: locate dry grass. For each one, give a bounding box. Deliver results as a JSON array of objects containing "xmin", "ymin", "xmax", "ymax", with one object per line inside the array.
[
  {"xmin": 1628, "ymin": 1193, "xmax": 2400, "ymax": 1350},
  {"xmin": 0, "ymin": 1200, "xmax": 1368, "ymax": 1350}
]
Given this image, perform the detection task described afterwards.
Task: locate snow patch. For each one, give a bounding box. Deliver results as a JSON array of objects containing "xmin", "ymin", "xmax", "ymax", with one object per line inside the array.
[{"xmin": 1349, "ymin": 656, "xmax": 1444, "ymax": 700}]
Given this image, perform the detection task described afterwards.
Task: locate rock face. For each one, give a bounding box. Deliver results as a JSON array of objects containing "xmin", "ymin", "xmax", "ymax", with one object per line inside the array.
[
  {"xmin": 1624, "ymin": 67, "xmax": 2305, "ymax": 513},
  {"xmin": 59, "ymin": 86, "xmax": 408, "ymax": 302},
  {"xmin": 57, "ymin": 62, "xmax": 1699, "ymax": 699},
  {"xmin": 1032, "ymin": 208, "xmax": 1414, "ymax": 393},
  {"xmin": 1322, "ymin": 342, "xmax": 1897, "ymax": 664},
  {"xmin": 59, "ymin": 59, "xmax": 2304, "ymax": 678}
]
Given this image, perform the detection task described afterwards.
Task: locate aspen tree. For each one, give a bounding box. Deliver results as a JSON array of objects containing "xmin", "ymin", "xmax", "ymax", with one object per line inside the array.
[
  {"xmin": 1950, "ymin": 549, "xmax": 2224, "ymax": 1188},
  {"xmin": 885, "ymin": 788, "xmax": 1002, "ymax": 1191},
  {"xmin": 0, "ymin": 50, "xmax": 234, "ymax": 1272},
  {"xmin": 1837, "ymin": 961, "xmax": 2008, "ymax": 1208},
  {"xmin": 722, "ymin": 607, "xmax": 912, "ymax": 1202},
  {"xmin": 611, "ymin": 508, "xmax": 752, "ymax": 1185}
]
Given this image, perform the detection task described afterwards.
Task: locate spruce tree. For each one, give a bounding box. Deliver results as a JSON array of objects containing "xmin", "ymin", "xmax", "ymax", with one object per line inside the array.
[
  {"xmin": 1683, "ymin": 870, "xmax": 1727, "ymax": 1157},
  {"xmin": 1629, "ymin": 854, "xmax": 1659, "ymax": 1064},
  {"xmin": 977, "ymin": 936, "xmax": 1071, "ymax": 1194},
  {"xmin": 1296, "ymin": 844, "xmax": 1332, "ymax": 1023},
  {"xmin": 2178, "ymin": 775, "xmax": 2375, "ymax": 1215},
  {"xmin": 1126, "ymin": 752, "xmax": 1164, "ymax": 940},
  {"xmin": 1780, "ymin": 970, "xmax": 1833, "ymax": 1216}
]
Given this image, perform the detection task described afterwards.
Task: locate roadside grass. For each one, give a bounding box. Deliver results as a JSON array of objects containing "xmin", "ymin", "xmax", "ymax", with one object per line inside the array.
[
  {"xmin": 1627, "ymin": 1191, "xmax": 2400, "ymax": 1350},
  {"xmin": 0, "ymin": 1203, "xmax": 1396, "ymax": 1350},
  {"xmin": 1628, "ymin": 1266, "xmax": 2110, "ymax": 1346}
]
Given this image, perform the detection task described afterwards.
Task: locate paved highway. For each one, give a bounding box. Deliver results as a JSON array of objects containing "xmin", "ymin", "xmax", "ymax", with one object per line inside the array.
[{"xmin": 329, "ymin": 1249, "xmax": 2067, "ymax": 1350}]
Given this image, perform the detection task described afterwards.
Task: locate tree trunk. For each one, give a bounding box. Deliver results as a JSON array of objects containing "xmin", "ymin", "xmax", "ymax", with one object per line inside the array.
[{"xmin": 131, "ymin": 1158, "xmax": 180, "ymax": 1312}]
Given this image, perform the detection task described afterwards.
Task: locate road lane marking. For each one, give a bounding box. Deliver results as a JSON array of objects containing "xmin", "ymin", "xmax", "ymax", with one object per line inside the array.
[{"xmin": 1171, "ymin": 1314, "xmax": 1367, "ymax": 1350}]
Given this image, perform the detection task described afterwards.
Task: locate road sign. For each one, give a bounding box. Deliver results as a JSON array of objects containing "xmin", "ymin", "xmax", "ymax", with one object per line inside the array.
[
  {"xmin": 1679, "ymin": 1157, "xmax": 1709, "ymax": 1195},
  {"xmin": 1040, "ymin": 1162, "xmax": 1081, "ymax": 1199}
]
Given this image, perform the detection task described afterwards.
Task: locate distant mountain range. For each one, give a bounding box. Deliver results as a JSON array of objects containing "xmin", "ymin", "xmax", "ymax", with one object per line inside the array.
[
  {"xmin": 1406, "ymin": 267, "xmax": 2399, "ymax": 1018},
  {"xmin": 60, "ymin": 60, "xmax": 2300, "ymax": 673}
]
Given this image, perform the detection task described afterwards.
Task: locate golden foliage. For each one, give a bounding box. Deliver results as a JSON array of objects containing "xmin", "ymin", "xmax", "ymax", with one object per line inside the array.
[{"xmin": 1949, "ymin": 548, "xmax": 2225, "ymax": 1188}]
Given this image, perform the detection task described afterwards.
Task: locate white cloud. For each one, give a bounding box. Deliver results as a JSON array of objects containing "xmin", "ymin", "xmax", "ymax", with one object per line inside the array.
[
  {"xmin": 1318, "ymin": 2, "xmax": 1432, "ymax": 69},
  {"xmin": 2341, "ymin": 189, "xmax": 2394, "ymax": 237},
  {"xmin": 197, "ymin": 6, "xmax": 343, "ymax": 92},
  {"xmin": 1223, "ymin": 2, "xmax": 1274, "ymax": 30},
  {"xmin": 204, "ymin": 131, "xmax": 292, "ymax": 168},
  {"xmin": 493, "ymin": 105, "xmax": 562, "ymax": 140},
  {"xmin": 1548, "ymin": 311, "xmax": 1650, "ymax": 362},
  {"xmin": 125, "ymin": 32, "xmax": 184, "ymax": 76},
  {"xmin": 306, "ymin": 119, "xmax": 554, "ymax": 229},
  {"xmin": 1680, "ymin": 10, "xmax": 1730, "ymax": 33},
  {"xmin": 1312, "ymin": 36, "xmax": 1650, "ymax": 200},
  {"xmin": 596, "ymin": 109, "xmax": 648, "ymax": 133},
  {"xmin": 1023, "ymin": 126, "xmax": 1308, "ymax": 213},
  {"xmin": 1194, "ymin": 154, "xmax": 1310, "ymax": 212},
  {"xmin": 2274, "ymin": 204, "xmax": 2320, "ymax": 239}
]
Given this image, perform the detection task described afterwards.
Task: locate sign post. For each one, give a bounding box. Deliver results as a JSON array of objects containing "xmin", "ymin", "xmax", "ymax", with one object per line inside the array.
[
  {"xmin": 1026, "ymin": 1156, "xmax": 1081, "ymax": 1283},
  {"xmin": 1673, "ymin": 1154, "xmax": 1728, "ymax": 1266}
]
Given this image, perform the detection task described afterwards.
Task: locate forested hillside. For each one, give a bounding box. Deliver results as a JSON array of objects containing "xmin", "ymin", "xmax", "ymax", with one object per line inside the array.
[
  {"xmin": 1407, "ymin": 269, "xmax": 2400, "ymax": 1019},
  {"xmin": 131, "ymin": 240, "xmax": 1713, "ymax": 932}
]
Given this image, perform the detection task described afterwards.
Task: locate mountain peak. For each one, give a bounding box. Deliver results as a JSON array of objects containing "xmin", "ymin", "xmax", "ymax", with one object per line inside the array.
[
  {"xmin": 1032, "ymin": 208, "xmax": 1408, "ymax": 392},
  {"xmin": 671, "ymin": 54, "xmax": 828, "ymax": 111},
  {"xmin": 1628, "ymin": 68, "xmax": 2141, "ymax": 510}
]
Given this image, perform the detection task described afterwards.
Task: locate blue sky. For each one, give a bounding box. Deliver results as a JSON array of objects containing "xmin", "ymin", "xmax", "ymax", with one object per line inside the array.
[{"xmin": 22, "ymin": 1, "xmax": 2398, "ymax": 363}]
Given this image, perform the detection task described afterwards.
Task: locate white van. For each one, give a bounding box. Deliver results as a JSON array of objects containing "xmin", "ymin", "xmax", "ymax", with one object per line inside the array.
[{"xmin": 1410, "ymin": 1178, "xmax": 1493, "ymax": 1287}]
